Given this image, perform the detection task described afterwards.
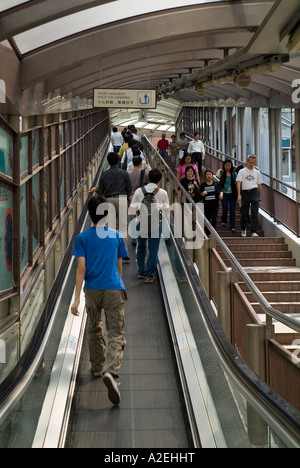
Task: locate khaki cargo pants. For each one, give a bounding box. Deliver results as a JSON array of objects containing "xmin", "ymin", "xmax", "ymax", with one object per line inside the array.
[{"xmin": 84, "ymin": 289, "xmax": 127, "ymax": 377}]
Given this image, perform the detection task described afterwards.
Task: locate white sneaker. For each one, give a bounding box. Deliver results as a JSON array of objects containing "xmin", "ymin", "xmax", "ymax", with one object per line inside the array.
[
  {"xmin": 103, "ymin": 373, "xmax": 121, "ymax": 405},
  {"xmin": 241, "ymin": 230, "xmax": 247, "ymax": 237},
  {"xmin": 251, "ymin": 232, "xmax": 259, "ymax": 238}
]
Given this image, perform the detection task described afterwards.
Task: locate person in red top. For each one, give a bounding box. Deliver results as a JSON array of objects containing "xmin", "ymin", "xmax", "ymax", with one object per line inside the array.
[{"xmin": 157, "ymin": 134, "xmax": 169, "ymax": 161}]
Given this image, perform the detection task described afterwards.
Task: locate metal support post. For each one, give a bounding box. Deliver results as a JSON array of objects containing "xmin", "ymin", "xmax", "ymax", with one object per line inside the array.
[
  {"xmin": 195, "ymin": 239, "xmax": 210, "ymax": 295},
  {"xmin": 216, "ymin": 271, "xmax": 232, "ymax": 341},
  {"xmin": 246, "ymin": 324, "xmax": 269, "ymax": 446},
  {"xmin": 246, "ymin": 324, "xmax": 267, "ymax": 381}
]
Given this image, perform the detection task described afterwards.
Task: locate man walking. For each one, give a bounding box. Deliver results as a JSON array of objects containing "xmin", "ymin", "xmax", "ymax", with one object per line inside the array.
[
  {"xmin": 188, "ymin": 132, "xmax": 205, "ymax": 173},
  {"xmin": 157, "ymin": 134, "xmax": 170, "ymax": 161},
  {"xmin": 129, "ymin": 169, "xmax": 169, "ymax": 283},
  {"xmin": 236, "ymin": 155, "xmax": 263, "ymax": 237},
  {"xmin": 111, "ymin": 127, "xmax": 123, "ymax": 154},
  {"xmin": 90, "ymin": 152, "xmax": 132, "ymax": 260},
  {"xmin": 71, "ymin": 195, "xmax": 128, "ymax": 405}
]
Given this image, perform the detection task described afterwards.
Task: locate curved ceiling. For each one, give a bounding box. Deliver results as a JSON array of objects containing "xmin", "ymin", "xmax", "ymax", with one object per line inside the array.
[{"xmin": 1, "ymin": 0, "xmax": 300, "ymax": 128}]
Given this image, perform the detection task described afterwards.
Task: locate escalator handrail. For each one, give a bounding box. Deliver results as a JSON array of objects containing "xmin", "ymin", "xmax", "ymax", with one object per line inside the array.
[{"xmin": 167, "ymin": 215, "xmax": 300, "ymax": 446}]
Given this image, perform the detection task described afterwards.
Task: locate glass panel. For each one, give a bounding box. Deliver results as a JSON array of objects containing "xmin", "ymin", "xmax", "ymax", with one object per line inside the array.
[
  {"xmin": 59, "ymin": 124, "xmax": 64, "ymax": 149},
  {"xmin": 0, "ymin": 126, "xmax": 13, "ymax": 179},
  {"xmin": 66, "ymin": 151, "xmax": 70, "ymax": 200},
  {"xmin": 20, "ymin": 135, "xmax": 28, "ymax": 175},
  {"xmin": 20, "ymin": 184, "xmax": 28, "ymax": 275},
  {"xmin": 0, "ymin": 187, "xmax": 14, "ymax": 291},
  {"xmin": 0, "ymin": 0, "xmax": 31, "ymax": 12},
  {"xmin": 60, "ymin": 157, "xmax": 65, "ymax": 210},
  {"xmin": 65, "ymin": 122, "xmax": 70, "ymax": 147},
  {"xmin": 32, "ymin": 130, "xmax": 39, "ymax": 167},
  {"xmin": 32, "ymin": 173, "xmax": 40, "ymax": 252}
]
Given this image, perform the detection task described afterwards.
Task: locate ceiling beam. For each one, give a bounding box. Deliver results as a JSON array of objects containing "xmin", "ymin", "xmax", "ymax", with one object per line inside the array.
[{"xmin": 20, "ymin": 3, "xmax": 268, "ymax": 89}]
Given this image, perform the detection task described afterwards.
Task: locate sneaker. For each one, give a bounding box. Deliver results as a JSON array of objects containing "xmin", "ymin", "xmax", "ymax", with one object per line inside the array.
[
  {"xmin": 251, "ymin": 232, "xmax": 259, "ymax": 238},
  {"xmin": 103, "ymin": 373, "xmax": 121, "ymax": 405},
  {"xmin": 145, "ymin": 277, "xmax": 155, "ymax": 284},
  {"xmin": 92, "ymin": 370, "xmax": 103, "ymax": 378},
  {"xmin": 241, "ymin": 230, "xmax": 247, "ymax": 237},
  {"xmin": 137, "ymin": 274, "xmax": 145, "ymax": 279}
]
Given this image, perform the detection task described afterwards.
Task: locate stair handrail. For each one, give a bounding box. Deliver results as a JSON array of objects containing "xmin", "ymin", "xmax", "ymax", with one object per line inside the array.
[{"xmin": 143, "ymin": 135, "xmax": 300, "ymax": 335}]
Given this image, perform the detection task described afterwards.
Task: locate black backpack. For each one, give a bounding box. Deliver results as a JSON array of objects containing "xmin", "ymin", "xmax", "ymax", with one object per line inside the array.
[{"xmin": 139, "ymin": 186, "xmax": 160, "ymax": 234}]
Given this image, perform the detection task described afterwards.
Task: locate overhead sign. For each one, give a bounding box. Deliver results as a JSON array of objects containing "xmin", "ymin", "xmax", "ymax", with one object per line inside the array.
[{"xmin": 93, "ymin": 89, "xmax": 157, "ymax": 109}]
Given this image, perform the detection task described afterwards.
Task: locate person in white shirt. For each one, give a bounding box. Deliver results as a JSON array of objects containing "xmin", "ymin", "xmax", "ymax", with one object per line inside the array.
[
  {"xmin": 129, "ymin": 169, "xmax": 169, "ymax": 283},
  {"xmin": 188, "ymin": 132, "xmax": 205, "ymax": 173},
  {"xmin": 236, "ymin": 155, "xmax": 263, "ymax": 237},
  {"xmin": 111, "ymin": 127, "xmax": 124, "ymax": 154}
]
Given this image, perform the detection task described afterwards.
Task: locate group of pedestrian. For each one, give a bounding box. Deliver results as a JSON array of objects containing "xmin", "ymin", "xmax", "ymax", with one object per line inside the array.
[
  {"xmin": 194, "ymin": 155, "xmax": 263, "ymax": 237},
  {"xmin": 70, "ymin": 127, "xmax": 170, "ymax": 406},
  {"xmin": 70, "ymin": 123, "xmax": 263, "ymax": 407},
  {"xmin": 157, "ymin": 132, "xmax": 206, "ymax": 176}
]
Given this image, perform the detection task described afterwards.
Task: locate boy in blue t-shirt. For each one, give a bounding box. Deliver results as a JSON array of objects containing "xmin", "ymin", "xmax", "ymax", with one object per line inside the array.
[{"xmin": 71, "ymin": 195, "xmax": 128, "ymax": 405}]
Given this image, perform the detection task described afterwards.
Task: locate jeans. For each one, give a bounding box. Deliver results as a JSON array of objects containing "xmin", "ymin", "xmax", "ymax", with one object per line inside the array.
[
  {"xmin": 204, "ymin": 202, "xmax": 219, "ymax": 236},
  {"xmin": 191, "ymin": 152, "xmax": 203, "ymax": 173},
  {"xmin": 222, "ymin": 193, "xmax": 237, "ymax": 230},
  {"xmin": 159, "ymin": 149, "xmax": 168, "ymax": 161},
  {"xmin": 241, "ymin": 189, "xmax": 259, "ymax": 233},
  {"xmin": 137, "ymin": 228, "xmax": 162, "ymax": 278}
]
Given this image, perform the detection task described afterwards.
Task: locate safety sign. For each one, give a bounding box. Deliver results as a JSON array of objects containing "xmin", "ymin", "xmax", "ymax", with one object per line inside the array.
[{"xmin": 94, "ymin": 89, "xmax": 157, "ymax": 109}]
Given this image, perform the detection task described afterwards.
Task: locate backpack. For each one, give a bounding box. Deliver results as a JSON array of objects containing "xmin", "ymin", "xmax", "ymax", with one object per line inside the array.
[
  {"xmin": 138, "ymin": 186, "xmax": 160, "ymax": 234},
  {"xmin": 139, "ymin": 169, "xmax": 146, "ymax": 188}
]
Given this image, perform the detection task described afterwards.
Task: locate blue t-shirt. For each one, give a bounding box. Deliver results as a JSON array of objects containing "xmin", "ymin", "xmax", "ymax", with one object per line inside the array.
[{"xmin": 72, "ymin": 227, "xmax": 128, "ymax": 290}]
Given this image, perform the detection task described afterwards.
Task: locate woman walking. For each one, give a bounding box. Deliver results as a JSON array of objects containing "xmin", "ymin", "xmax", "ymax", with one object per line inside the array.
[{"xmin": 216, "ymin": 159, "xmax": 238, "ymax": 232}]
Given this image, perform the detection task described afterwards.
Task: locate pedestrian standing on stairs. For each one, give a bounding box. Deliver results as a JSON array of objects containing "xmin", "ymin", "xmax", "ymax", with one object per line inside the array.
[{"xmin": 236, "ymin": 155, "xmax": 263, "ymax": 238}]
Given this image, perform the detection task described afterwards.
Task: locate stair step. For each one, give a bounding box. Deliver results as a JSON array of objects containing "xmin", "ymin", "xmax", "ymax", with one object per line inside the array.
[
  {"xmin": 256, "ymin": 314, "xmax": 300, "ymax": 344},
  {"xmin": 224, "ymin": 258, "xmax": 296, "ymax": 268},
  {"xmin": 217, "ymin": 230, "xmax": 264, "ymax": 238},
  {"xmin": 220, "ymin": 251, "xmax": 292, "ymax": 260},
  {"xmin": 218, "ymin": 243, "xmax": 289, "ymax": 253},
  {"xmin": 239, "ymin": 281, "xmax": 300, "ymax": 292},
  {"xmin": 247, "ymin": 271, "xmax": 300, "ymax": 282},
  {"xmin": 245, "ymin": 291, "xmax": 300, "ymax": 303},
  {"xmin": 223, "ymin": 237, "xmax": 285, "ymax": 245},
  {"xmin": 252, "ymin": 303, "xmax": 300, "ymax": 314}
]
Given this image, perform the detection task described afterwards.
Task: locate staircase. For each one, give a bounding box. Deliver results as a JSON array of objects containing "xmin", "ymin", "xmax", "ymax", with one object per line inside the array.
[{"xmin": 216, "ymin": 209, "xmax": 300, "ymax": 347}]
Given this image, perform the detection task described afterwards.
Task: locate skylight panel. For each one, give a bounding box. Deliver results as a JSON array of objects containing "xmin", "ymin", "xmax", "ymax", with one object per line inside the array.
[
  {"xmin": 0, "ymin": 0, "xmax": 31, "ymax": 12},
  {"xmin": 14, "ymin": 0, "xmax": 224, "ymax": 54}
]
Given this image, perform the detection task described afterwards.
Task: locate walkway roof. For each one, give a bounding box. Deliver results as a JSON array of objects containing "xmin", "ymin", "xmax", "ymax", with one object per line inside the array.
[{"xmin": 1, "ymin": 0, "xmax": 300, "ymax": 128}]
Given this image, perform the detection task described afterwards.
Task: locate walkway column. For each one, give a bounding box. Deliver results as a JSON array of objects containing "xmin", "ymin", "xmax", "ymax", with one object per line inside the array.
[
  {"xmin": 218, "ymin": 107, "xmax": 225, "ymax": 157},
  {"xmin": 227, "ymin": 107, "xmax": 233, "ymax": 158},
  {"xmin": 210, "ymin": 108, "xmax": 217, "ymax": 157},
  {"xmin": 251, "ymin": 108, "xmax": 260, "ymax": 161},
  {"xmin": 295, "ymin": 109, "xmax": 300, "ymax": 202},
  {"xmin": 295, "ymin": 109, "xmax": 300, "ymax": 236},
  {"xmin": 238, "ymin": 107, "xmax": 246, "ymax": 162}
]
